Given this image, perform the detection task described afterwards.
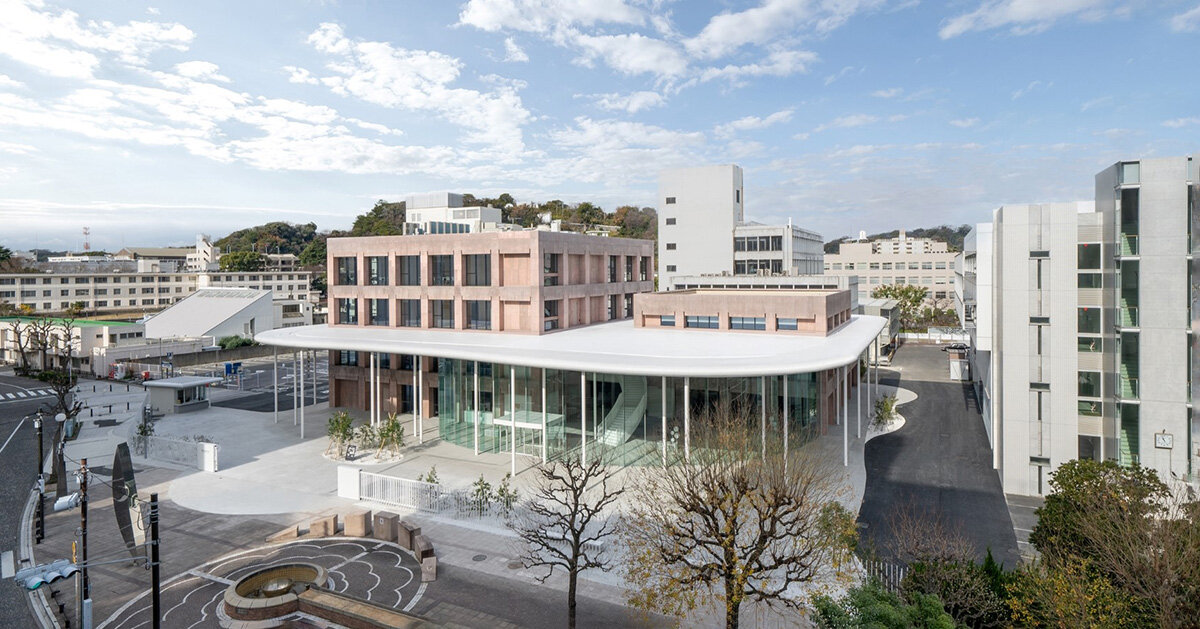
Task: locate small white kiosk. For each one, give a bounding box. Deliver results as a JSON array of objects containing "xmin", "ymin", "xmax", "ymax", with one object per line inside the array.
[{"xmin": 144, "ymin": 376, "xmax": 222, "ymax": 415}]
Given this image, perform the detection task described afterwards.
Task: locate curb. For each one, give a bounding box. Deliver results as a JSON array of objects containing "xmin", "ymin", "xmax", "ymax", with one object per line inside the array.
[{"xmin": 19, "ymin": 487, "xmax": 61, "ymax": 628}]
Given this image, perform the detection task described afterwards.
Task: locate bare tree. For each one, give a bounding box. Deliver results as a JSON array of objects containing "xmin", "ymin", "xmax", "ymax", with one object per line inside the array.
[
  {"xmin": 509, "ymin": 451, "xmax": 625, "ymax": 629},
  {"xmin": 27, "ymin": 315, "xmax": 55, "ymax": 370},
  {"xmin": 9, "ymin": 317, "xmax": 33, "ymax": 371},
  {"xmin": 622, "ymin": 402, "xmax": 855, "ymax": 629}
]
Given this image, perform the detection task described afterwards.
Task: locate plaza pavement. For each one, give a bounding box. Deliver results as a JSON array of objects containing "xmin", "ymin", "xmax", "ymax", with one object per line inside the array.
[{"xmin": 27, "ymin": 372, "xmax": 899, "ymax": 628}]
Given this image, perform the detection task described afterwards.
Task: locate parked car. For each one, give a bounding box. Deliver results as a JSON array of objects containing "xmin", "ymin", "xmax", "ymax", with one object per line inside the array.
[{"xmin": 941, "ymin": 342, "xmax": 969, "ymax": 352}]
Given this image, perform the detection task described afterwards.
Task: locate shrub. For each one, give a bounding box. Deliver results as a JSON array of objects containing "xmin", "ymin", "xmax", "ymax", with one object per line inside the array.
[
  {"xmin": 325, "ymin": 411, "xmax": 354, "ymax": 455},
  {"xmin": 812, "ymin": 581, "xmax": 955, "ymax": 629},
  {"xmin": 873, "ymin": 395, "xmax": 898, "ymax": 427}
]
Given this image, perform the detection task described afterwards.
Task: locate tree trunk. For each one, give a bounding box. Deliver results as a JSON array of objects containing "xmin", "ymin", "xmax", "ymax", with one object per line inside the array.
[
  {"xmin": 725, "ymin": 578, "xmax": 740, "ymax": 629},
  {"xmin": 568, "ymin": 570, "xmax": 577, "ymax": 629}
]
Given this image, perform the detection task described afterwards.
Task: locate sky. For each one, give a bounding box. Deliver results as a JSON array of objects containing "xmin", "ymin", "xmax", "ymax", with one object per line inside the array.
[{"xmin": 0, "ymin": 0, "xmax": 1197, "ymax": 252}]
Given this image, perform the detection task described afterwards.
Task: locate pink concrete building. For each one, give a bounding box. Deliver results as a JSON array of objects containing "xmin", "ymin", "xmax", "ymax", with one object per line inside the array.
[
  {"xmin": 633, "ymin": 289, "xmax": 852, "ymax": 335},
  {"xmin": 325, "ymin": 231, "xmax": 653, "ymax": 413}
]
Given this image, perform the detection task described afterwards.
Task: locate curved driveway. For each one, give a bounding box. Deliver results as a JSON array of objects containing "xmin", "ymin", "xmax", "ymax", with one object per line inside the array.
[{"xmin": 857, "ymin": 344, "xmax": 1020, "ymax": 568}]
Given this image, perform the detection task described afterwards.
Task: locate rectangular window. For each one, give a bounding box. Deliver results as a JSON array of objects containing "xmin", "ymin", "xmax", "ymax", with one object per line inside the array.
[
  {"xmin": 543, "ymin": 253, "xmax": 560, "ymax": 286},
  {"xmin": 1078, "ymin": 243, "xmax": 1101, "ymax": 270},
  {"xmin": 665, "ymin": 243, "xmax": 677, "ymax": 251},
  {"xmin": 467, "ymin": 300, "xmax": 491, "ymax": 330},
  {"xmin": 608, "ymin": 256, "xmax": 618, "ymax": 282},
  {"xmin": 464, "ymin": 254, "xmax": 491, "ymax": 286},
  {"xmin": 1078, "ymin": 307, "xmax": 1101, "ymax": 333},
  {"xmin": 1119, "ymin": 161, "xmax": 1140, "ymax": 185},
  {"xmin": 777, "ymin": 317, "xmax": 798, "ymax": 330},
  {"xmin": 335, "ymin": 257, "xmax": 357, "ymax": 285},
  {"xmin": 337, "ymin": 297, "xmax": 358, "ymax": 324},
  {"xmin": 1077, "ymin": 273, "xmax": 1102, "ymax": 289},
  {"xmin": 684, "ymin": 315, "xmax": 719, "ymax": 329},
  {"xmin": 1078, "ymin": 336, "xmax": 1101, "ymax": 352},
  {"xmin": 624, "ymin": 257, "xmax": 633, "ymax": 282},
  {"xmin": 398, "ymin": 255, "xmax": 420, "ymax": 286},
  {"xmin": 338, "ymin": 350, "xmax": 359, "ymax": 367},
  {"xmin": 367, "ymin": 256, "xmax": 388, "ymax": 285},
  {"xmin": 431, "ymin": 299, "xmax": 454, "ymax": 328},
  {"xmin": 430, "ymin": 255, "xmax": 454, "ymax": 286},
  {"xmin": 543, "ymin": 299, "xmax": 560, "ymax": 331},
  {"xmin": 665, "ymin": 217, "xmax": 676, "ymax": 225},
  {"xmin": 367, "ymin": 298, "xmax": 389, "ymax": 326},
  {"xmin": 1078, "ymin": 400, "xmax": 1102, "ymax": 417},
  {"xmin": 729, "ymin": 316, "xmax": 766, "ymax": 330},
  {"xmin": 882, "ymin": 262, "xmax": 892, "ymax": 270},
  {"xmin": 935, "ymin": 261, "xmax": 947, "ymax": 269},
  {"xmin": 624, "ymin": 293, "xmax": 633, "ymax": 318},
  {"xmin": 1078, "ymin": 371, "xmax": 1102, "ymax": 398},
  {"xmin": 639, "ymin": 257, "xmax": 648, "ymax": 281},
  {"xmin": 399, "ymin": 299, "xmax": 420, "ymax": 327},
  {"xmin": 666, "ymin": 265, "xmax": 676, "ymax": 272},
  {"xmin": 771, "ymin": 235, "xmax": 782, "ymax": 251},
  {"xmin": 665, "ymin": 196, "xmax": 676, "ymax": 204},
  {"xmin": 660, "ymin": 314, "xmax": 675, "ymax": 327},
  {"xmin": 869, "ymin": 262, "xmax": 880, "ymax": 270},
  {"xmin": 608, "ymin": 294, "xmax": 618, "ymax": 319}
]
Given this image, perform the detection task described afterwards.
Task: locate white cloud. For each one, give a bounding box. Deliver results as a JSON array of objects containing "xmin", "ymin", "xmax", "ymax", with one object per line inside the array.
[
  {"xmin": 174, "ymin": 60, "xmax": 229, "ymax": 83},
  {"xmin": 1080, "ymin": 95, "xmax": 1112, "ymax": 111},
  {"xmin": 939, "ymin": 0, "xmax": 1128, "ymax": 39},
  {"xmin": 1011, "ymin": 80, "xmax": 1050, "ymax": 99},
  {"xmin": 592, "ymin": 91, "xmax": 666, "ymax": 114},
  {"xmin": 698, "ymin": 49, "xmax": 817, "ymax": 84},
  {"xmin": 538, "ymin": 117, "xmax": 705, "ymax": 185},
  {"xmin": 1170, "ymin": 4, "xmax": 1200, "ymax": 31},
  {"xmin": 725, "ymin": 139, "xmax": 765, "ymax": 159},
  {"xmin": 283, "ymin": 65, "xmax": 320, "ymax": 85},
  {"xmin": 0, "ymin": 74, "xmax": 25, "ymax": 88},
  {"xmin": 684, "ymin": 0, "xmax": 885, "ymax": 60},
  {"xmin": 949, "ymin": 117, "xmax": 979, "ymax": 128},
  {"xmin": 1162, "ymin": 117, "xmax": 1200, "ymax": 128},
  {"xmin": 872, "ymin": 87, "xmax": 902, "ymax": 98},
  {"xmin": 714, "ymin": 109, "xmax": 794, "ymax": 138},
  {"xmin": 572, "ymin": 31, "xmax": 688, "ymax": 80},
  {"xmin": 296, "ymin": 22, "xmax": 532, "ymax": 153},
  {"xmin": 823, "ymin": 65, "xmax": 860, "ymax": 86},
  {"xmin": 0, "ymin": 141, "xmax": 38, "ymax": 155},
  {"xmin": 458, "ymin": 0, "xmax": 643, "ymax": 33},
  {"xmin": 815, "ymin": 114, "xmax": 879, "ymax": 132},
  {"xmin": 502, "ymin": 37, "xmax": 529, "ymax": 62}
]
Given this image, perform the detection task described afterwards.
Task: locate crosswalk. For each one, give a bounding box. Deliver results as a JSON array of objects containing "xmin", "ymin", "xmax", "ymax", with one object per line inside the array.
[{"xmin": 0, "ymin": 388, "xmax": 54, "ymax": 401}]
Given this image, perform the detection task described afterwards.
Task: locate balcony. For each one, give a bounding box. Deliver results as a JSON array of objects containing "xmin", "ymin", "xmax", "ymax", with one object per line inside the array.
[
  {"xmin": 1118, "ymin": 375, "xmax": 1139, "ymax": 399},
  {"xmin": 1118, "ymin": 234, "xmax": 1138, "ymax": 257},
  {"xmin": 1118, "ymin": 306, "xmax": 1139, "ymax": 328}
]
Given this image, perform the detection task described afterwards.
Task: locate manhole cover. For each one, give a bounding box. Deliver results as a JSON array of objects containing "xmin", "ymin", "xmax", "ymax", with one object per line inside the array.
[
  {"xmin": 472, "ymin": 554, "xmax": 487, "ymax": 562},
  {"xmin": 507, "ymin": 560, "xmax": 523, "ymax": 570}
]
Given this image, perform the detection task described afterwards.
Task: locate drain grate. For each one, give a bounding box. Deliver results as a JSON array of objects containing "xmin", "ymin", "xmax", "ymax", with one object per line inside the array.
[{"xmin": 472, "ymin": 554, "xmax": 487, "ymax": 562}]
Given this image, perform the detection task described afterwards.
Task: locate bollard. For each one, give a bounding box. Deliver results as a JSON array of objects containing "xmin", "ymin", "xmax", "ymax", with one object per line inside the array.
[
  {"xmin": 92, "ymin": 385, "xmax": 96, "ymax": 392},
  {"xmin": 89, "ymin": 408, "xmax": 93, "ymax": 417},
  {"xmin": 126, "ymin": 384, "xmax": 130, "ymax": 392},
  {"xmin": 126, "ymin": 402, "xmax": 130, "ymax": 411},
  {"xmin": 109, "ymin": 384, "xmax": 112, "ymax": 392}
]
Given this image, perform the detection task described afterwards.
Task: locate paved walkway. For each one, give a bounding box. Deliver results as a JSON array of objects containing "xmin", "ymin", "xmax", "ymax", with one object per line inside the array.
[{"xmin": 857, "ymin": 344, "xmax": 1021, "ymax": 567}]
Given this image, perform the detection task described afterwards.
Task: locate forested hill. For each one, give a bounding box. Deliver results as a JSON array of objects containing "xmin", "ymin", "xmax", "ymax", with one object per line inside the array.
[{"xmin": 824, "ymin": 224, "xmax": 972, "ymax": 254}]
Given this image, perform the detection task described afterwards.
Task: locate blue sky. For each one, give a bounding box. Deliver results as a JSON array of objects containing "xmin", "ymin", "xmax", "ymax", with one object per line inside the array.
[{"xmin": 0, "ymin": 0, "xmax": 1197, "ymax": 251}]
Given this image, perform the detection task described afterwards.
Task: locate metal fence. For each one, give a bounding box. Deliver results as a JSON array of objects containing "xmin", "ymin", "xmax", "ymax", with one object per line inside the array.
[
  {"xmin": 862, "ymin": 559, "xmax": 908, "ymax": 593},
  {"xmin": 130, "ymin": 435, "xmax": 218, "ymax": 472},
  {"xmin": 359, "ymin": 471, "xmax": 443, "ymax": 512}
]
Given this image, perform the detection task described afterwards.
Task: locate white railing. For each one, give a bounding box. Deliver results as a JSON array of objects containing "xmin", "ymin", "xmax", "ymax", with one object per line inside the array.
[
  {"xmin": 862, "ymin": 559, "xmax": 908, "ymax": 593},
  {"xmin": 359, "ymin": 471, "xmax": 442, "ymax": 512},
  {"xmin": 130, "ymin": 435, "xmax": 218, "ymax": 472}
]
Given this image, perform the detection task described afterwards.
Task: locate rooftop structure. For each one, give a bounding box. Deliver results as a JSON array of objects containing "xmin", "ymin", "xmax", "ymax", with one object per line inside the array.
[
  {"xmin": 142, "ymin": 288, "xmax": 275, "ymax": 340},
  {"xmin": 823, "ymin": 231, "xmax": 958, "ymax": 307}
]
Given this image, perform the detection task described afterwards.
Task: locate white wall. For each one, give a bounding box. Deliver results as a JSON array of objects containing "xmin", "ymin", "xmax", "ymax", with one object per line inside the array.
[{"xmin": 658, "ymin": 165, "xmax": 743, "ymax": 287}]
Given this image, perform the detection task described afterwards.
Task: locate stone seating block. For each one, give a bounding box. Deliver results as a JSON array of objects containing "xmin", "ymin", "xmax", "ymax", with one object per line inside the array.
[
  {"xmin": 306, "ymin": 514, "xmax": 338, "ymax": 538},
  {"xmin": 372, "ymin": 511, "xmax": 398, "ymax": 543},
  {"xmin": 266, "ymin": 525, "xmax": 299, "ymax": 544},
  {"xmin": 343, "ymin": 511, "xmax": 371, "ymax": 537},
  {"xmin": 413, "ymin": 534, "xmax": 434, "ymax": 560},
  {"xmin": 420, "ymin": 553, "xmax": 437, "ymax": 582},
  {"xmin": 398, "ymin": 521, "xmax": 421, "ymax": 551}
]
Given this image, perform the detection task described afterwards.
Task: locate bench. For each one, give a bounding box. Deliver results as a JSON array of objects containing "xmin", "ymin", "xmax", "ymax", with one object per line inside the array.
[{"xmin": 412, "ymin": 534, "xmax": 436, "ymax": 582}]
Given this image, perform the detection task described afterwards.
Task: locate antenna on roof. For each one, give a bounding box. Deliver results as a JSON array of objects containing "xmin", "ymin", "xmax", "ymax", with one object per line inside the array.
[{"xmin": 82, "ymin": 227, "xmax": 91, "ymax": 252}]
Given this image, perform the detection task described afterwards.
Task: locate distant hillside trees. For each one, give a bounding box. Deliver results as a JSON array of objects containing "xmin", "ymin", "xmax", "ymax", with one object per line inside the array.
[
  {"xmin": 214, "ymin": 221, "xmax": 317, "ymax": 255},
  {"xmin": 825, "ymin": 224, "xmax": 972, "ymax": 254},
  {"xmin": 218, "ymin": 251, "xmax": 266, "ymax": 272}
]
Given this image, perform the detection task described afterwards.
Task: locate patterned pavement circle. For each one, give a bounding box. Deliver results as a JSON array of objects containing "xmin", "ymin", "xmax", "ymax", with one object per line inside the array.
[{"xmin": 98, "ymin": 538, "xmax": 426, "ymax": 629}]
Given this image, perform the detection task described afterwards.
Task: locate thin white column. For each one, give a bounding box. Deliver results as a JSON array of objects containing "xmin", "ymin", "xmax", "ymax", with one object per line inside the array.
[
  {"xmin": 473, "ymin": 361, "xmax": 480, "ymax": 456},
  {"xmin": 580, "ymin": 372, "xmax": 587, "ymax": 464},
  {"xmin": 299, "ymin": 349, "xmax": 305, "ymax": 440},
  {"xmin": 272, "ymin": 346, "xmax": 278, "ymax": 424},
  {"xmin": 661, "ymin": 376, "xmax": 667, "ymax": 465},
  {"xmin": 411, "ymin": 355, "xmax": 418, "ymax": 441},
  {"xmin": 369, "ymin": 352, "xmax": 376, "ymax": 427},
  {"xmin": 760, "ymin": 376, "xmax": 766, "ymax": 460},
  {"xmin": 312, "ymin": 350, "xmax": 318, "ymax": 416},
  {"xmin": 842, "ymin": 364, "xmax": 848, "ymax": 467},
  {"xmin": 683, "ymin": 376, "xmax": 690, "ymax": 461},
  {"xmin": 292, "ymin": 352, "xmax": 298, "ymax": 426},
  {"xmin": 510, "ymin": 365, "xmax": 517, "ymax": 476},
  {"xmin": 857, "ymin": 354, "xmax": 863, "ymax": 440},
  {"xmin": 541, "ymin": 369, "xmax": 547, "ymax": 463}
]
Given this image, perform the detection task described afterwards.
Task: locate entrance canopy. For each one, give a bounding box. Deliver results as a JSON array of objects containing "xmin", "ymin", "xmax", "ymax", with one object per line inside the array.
[{"xmin": 255, "ymin": 316, "xmax": 886, "ymax": 378}]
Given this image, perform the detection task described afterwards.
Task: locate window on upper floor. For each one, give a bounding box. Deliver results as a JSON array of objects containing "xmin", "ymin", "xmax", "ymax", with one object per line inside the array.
[
  {"xmin": 399, "ymin": 299, "xmax": 421, "ymax": 327},
  {"xmin": 431, "ymin": 299, "xmax": 454, "ymax": 328},
  {"xmin": 430, "ymin": 255, "xmax": 454, "ymax": 286},
  {"xmin": 367, "ymin": 256, "xmax": 388, "ymax": 285},
  {"xmin": 335, "ymin": 257, "xmax": 357, "ymax": 285},
  {"xmin": 398, "ymin": 255, "xmax": 420, "ymax": 286},
  {"xmin": 367, "ymin": 298, "xmax": 389, "ymax": 326},
  {"xmin": 337, "ymin": 298, "xmax": 358, "ymax": 324},
  {"xmin": 665, "ymin": 196, "xmax": 676, "ymax": 204},
  {"xmin": 464, "ymin": 254, "xmax": 491, "ymax": 286},
  {"xmin": 467, "ymin": 300, "xmax": 491, "ymax": 330}
]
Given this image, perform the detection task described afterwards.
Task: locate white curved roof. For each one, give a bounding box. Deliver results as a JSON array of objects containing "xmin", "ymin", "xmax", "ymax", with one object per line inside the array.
[{"xmin": 257, "ymin": 315, "xmax": 886, "ymax": 378}]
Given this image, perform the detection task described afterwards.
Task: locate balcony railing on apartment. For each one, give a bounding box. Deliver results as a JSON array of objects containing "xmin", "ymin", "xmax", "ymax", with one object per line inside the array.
[
  {"xmin": 1118, "ymin": 234, "xmax": 1139, "ymax": 257},
  {"xmin": 1118, "ymin": 306, "xmax": 1139, "ymax": 328}
]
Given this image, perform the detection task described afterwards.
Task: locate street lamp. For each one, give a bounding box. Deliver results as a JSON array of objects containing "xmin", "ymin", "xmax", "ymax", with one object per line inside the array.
[{"xmin": 33, "ymin": 411, "xmax": 44, "ymax": 544}]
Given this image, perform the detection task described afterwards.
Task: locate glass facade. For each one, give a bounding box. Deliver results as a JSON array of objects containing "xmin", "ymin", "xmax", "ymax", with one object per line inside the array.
[{"xmin": 435, "ymin": 359, "xmax": 822, "ymax": 466}]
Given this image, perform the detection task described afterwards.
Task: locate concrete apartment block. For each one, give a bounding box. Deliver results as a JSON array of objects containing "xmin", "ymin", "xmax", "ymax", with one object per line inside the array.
[{"xmin": 824, "ymin": 232, "xmax": 958, "ymax": 307}]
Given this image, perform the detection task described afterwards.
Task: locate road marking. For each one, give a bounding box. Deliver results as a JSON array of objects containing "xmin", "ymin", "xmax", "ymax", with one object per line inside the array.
[
  {"xmin": 0, "ymin": 415, "xmax": 27, "ymax": 456},
  {"xmin": 15, "ymin": 391, "xmax": 27, "ymax": 398},
  {"xmin": 186, "ymin": 569, "xmax": 233, "ymax": 585}
]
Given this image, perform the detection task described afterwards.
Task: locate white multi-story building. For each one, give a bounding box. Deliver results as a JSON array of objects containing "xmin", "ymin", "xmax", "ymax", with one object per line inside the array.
[
  {"xmin": 955, "ymin": 223, "xmax": 994, "ymax": 442},
  {"xmin": 823, "ymin": 232, "xmax": 958, "ymax": 307},
  {"xmin": 403, "ymin": 192, "xmax": 509, "ymax": 235},
  {"xmin": 963, "ymin": 155, "xmax": 1199, "ymax": 496},
  {"xmin": 656, "ymin": 165, "xmax": 823, "ymax": 290}
]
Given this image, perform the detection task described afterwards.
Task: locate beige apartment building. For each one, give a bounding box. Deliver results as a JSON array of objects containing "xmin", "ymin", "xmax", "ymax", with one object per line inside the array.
[{"xmin": 823, "ymin": 231, "xmax": 958, "ymax": 306}]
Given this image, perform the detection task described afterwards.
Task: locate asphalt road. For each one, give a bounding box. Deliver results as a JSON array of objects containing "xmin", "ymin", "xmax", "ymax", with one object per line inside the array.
[
  {"xmin": 0, "ymin": 374, "xmax": 60, "ymax": 627},
  {"xmin": 857, "ymin": 344, "xmax": 1021, "ymax": 568}
]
